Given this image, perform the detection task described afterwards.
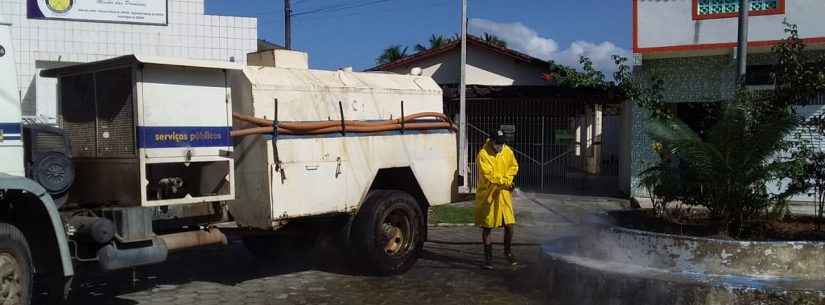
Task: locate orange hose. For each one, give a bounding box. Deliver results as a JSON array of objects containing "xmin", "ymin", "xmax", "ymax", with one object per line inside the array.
[
  {"xmin": 232, "ymin": 113, "xmax": 275, "ymax": 126},
  {"xmin": 232, "ymin": 112, "xmax": 453, "ymax": 130},
  {"xmin": 230, "ymin": 111, "xmax": 456, "ymax": 138}
]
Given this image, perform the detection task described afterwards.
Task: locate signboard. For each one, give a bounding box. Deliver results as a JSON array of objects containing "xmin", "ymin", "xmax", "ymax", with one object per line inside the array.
[
  {"xmin": 28, "ymin": 0, "xmax": 168, "ymax": 25},
  {"xmin": 554, "ymin": 129, "xmax": 575, "ymax": 145}
]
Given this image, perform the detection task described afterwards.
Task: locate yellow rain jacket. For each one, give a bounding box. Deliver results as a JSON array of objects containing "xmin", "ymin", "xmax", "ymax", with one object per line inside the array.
[{"xmin": 474, "ymin": 140, "xmax": 519, "ymax": 228}]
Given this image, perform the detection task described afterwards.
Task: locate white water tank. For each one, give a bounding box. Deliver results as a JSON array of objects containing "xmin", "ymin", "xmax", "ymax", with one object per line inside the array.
[{"xmin": 246, "ymin": 49, "xmax": 309, "ymax": 69}]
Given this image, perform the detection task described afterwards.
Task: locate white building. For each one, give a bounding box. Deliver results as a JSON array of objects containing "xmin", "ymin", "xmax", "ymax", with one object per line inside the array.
[
  {"xmin": 631, "ymin": 0, "xmax": 825, "ymax": 199},
  {"xmin": 0, "ymin": 0, "xmax": 258, "ymax": 123},
  {"xmin": 635, "ymin": 0, "xmax": 825, "ymax": 57}
]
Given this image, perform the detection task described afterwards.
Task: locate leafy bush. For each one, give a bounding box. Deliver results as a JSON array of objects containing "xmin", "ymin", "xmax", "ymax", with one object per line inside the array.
[{"xmin": 618, "ymin": 23, "xmax": 825, "ymax": 234}]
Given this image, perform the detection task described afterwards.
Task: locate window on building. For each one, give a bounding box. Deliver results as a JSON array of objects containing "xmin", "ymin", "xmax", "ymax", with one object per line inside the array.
[
  {"xmin": 745, "ymin": 65, "xmax": 774, "ymax": 87},
  {"xmin": 695, "ymin": 0, "xmax": 783, "ymax": 19},
  {"xmin": 676, "ymin": 102, "xmax": 721, "ymax": 141}
]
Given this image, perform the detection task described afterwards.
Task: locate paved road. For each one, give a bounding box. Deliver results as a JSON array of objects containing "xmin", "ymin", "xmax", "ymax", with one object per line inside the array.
[{"xmin": 43, "ymin": 194, "xmax": 628, "ymax": 305}]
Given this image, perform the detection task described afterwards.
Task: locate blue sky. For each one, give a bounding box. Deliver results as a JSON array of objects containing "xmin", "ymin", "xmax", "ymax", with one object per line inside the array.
[{"xmin": 205, "ymin": 0, "xmax": 632, "ymax": 73}]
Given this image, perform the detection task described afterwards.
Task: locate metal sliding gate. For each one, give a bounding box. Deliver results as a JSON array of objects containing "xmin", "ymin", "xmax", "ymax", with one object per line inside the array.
[{"xmin": 447, "ymin": 97, "xmax": 623, "ymax": 196}]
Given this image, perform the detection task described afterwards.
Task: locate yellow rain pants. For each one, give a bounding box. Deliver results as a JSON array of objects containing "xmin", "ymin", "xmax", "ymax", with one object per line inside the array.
[{"xmin": 474, "ymin": 140, "xmax": 519, "ymax": 228}]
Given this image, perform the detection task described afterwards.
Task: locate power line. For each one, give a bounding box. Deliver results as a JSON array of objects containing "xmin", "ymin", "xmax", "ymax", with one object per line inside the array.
[
  {"xmin": 258, "ymin": 0, "xmax": 488, "ymax": 21},
  {"xmin": 261, "ymin": 0, "xmax": 445, "ymax": 25},
  {"xmin": 260, "ymin": 0, "xmax": 453, "ymax": 46},
  {"xmin": 293, "ymin": 0, "xmax": 452, "ymax": 27},
  {"xmin": 286, "ymin": 0, "xmax": 361, "ymax": 16},
  {"xmin": 291, "ymin": 0, "xmax": 395, "ymax": 17}
]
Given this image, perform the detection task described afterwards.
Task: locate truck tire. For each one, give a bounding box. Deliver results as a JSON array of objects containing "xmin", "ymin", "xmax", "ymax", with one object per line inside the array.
[
  {"xmin": 0, "ymin": 223, "xmax": 33, "ymax": 305},
  {"xmin": 351, "ymin": 190, "xmax": 424, "ymax": 275}
]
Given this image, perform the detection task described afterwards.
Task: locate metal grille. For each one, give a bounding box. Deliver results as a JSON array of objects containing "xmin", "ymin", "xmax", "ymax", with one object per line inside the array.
[
  {"xmin": 447, "ymin": 98, "xmax": 623, "ymax": 196},
  {"xmin": 697, "ymin": 0, "xmax": 779, "ymax": 15},
  {"xmin": 802, "ymin": 93, "xmax": 825, "ymax": 106},
  {"xmin": 60, "ymin": 73, "xmax": 97, "ymax": 158},
  {"xmin": 95, "ymin": 68, "xmax": 136, "ymax": 157},
  {"xmin": 59, "ymin": 68, "xmax": 136, "ymax": 159},
  {"xmin": 31, "ymin": 130, "xmax": 67, "ymax": 154}
]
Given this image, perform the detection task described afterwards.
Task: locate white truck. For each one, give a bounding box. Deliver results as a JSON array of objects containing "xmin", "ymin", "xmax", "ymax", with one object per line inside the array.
[{"xmin": 0, "ymin": 18, "xmax": 457, "ymax": 305}]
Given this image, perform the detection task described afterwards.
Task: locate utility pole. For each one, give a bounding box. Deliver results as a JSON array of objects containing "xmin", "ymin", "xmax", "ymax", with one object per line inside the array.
[
  {"xmin": 736, "ymin": 0, "xmax": 749, "ymax": 80},
  {"xmin": 458, "ymin": 0, "xmax": 469, "ymax": 193},
  {"xmin": 285, "ymin": 0, "xmax": 292, "ymax": 49}
]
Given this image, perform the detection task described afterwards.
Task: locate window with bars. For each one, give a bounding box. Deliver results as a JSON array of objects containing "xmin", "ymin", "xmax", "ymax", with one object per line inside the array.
[{"xmin": 695, "ymin": 0, "xmax": 783, "ymax": 19}]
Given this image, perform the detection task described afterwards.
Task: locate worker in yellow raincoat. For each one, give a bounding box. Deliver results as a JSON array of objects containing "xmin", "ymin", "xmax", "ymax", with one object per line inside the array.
[{"xmin": 475, "ymin": 130, "xmax": 519, "ymax": 270}]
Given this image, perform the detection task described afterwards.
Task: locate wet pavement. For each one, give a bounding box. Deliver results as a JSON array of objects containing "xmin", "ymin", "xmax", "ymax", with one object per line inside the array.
[{"xmin": 46, "ymin": 194, "xmax": 629, "ymax": 305}]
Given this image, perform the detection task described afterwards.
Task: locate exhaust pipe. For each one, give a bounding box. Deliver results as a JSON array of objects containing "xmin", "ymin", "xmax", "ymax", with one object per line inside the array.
[
  {"xmin": 158, "ymin": 228, "xmax": 227, "ymax": 252},
  {"xmin": 98, "ymin": 239, "xmax": 168, "ymax": 271},
  {"xmin": 97, "ymin": 228, "xmax": 226, "ymax": 271}
]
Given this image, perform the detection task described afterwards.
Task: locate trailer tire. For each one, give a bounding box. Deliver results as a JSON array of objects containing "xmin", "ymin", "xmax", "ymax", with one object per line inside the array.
[
  {"xmin": 0, "ymin": 223, "xmax": 33, "ymax": 305},
  {"xmin": 352, "ymin": 190, "xmax": 424, "ymax": 275}
]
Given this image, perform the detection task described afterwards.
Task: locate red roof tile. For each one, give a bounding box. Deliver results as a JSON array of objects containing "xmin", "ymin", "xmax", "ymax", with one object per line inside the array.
[{"xmin": 367, "ymin": 35, "xmax": 548, "ymax": 72}]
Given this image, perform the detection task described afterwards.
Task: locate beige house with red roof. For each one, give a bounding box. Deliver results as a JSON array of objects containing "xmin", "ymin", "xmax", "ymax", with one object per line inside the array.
[{"xmin": 368, "ymin": 35, "xmax": 551, "ymax": 86}]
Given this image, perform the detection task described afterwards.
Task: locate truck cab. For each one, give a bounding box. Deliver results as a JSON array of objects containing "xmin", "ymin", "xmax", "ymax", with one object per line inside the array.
[
  {"xmin": 0, "ymin": 15, "xmax": 74, "ymax": 305},
  {"xmin": 0, "ymin": 23, "xmax": 240, "ymax": 302}
]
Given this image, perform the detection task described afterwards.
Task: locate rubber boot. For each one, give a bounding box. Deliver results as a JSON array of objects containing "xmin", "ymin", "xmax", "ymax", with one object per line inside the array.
[
  {"xmin": 482, "ymin": 244, "xmax": 494, "ymax": 270},
  {"xmin": 504, "ymin": 242, "xmax": 517, "ymax": 266}
]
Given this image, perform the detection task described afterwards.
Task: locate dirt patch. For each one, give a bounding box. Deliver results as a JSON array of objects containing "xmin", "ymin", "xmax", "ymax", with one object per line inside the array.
[{"xmin": 610, "ymin": 209, "xmax": 825, "ymax": 241}]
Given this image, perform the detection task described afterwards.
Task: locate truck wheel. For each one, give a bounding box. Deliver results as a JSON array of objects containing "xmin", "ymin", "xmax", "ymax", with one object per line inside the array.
[
  {"xmin": 352, "ymin": 190, "xmax": 424, "ymax": 275},
  {"xmin": 0, "ymin": 223, "xmax": 33, "ymax": 305}
]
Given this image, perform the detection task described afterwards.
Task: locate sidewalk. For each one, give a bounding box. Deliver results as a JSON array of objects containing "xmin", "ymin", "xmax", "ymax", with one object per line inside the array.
[
  {"xmin": 447, "ymin": 191, "xmax": 631, "ymax": 227},
  {"xmin": 633, "ymin": 197, "xmax": 824, "ymax": 216}
]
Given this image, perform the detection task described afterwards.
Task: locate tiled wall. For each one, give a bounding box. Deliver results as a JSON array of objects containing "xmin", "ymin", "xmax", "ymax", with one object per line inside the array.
[{"xmin": 0, "ymin": 0, "xmax": 258, "ymax": 120}]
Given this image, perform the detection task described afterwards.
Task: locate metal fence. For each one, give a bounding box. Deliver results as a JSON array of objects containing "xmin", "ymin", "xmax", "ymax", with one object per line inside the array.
[{"xmin": 447, "ymin": 98, "xmax": 622, "ymax": 196}]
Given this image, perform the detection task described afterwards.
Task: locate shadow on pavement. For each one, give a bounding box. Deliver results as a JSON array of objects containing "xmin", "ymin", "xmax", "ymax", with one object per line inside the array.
[
  {"xmin": 50, "ymin": 234, "xmax": 362, "ymax": 305},
  {"xmin": 37, "ymin": 221, "xmax": 562, "ymax": 304}
]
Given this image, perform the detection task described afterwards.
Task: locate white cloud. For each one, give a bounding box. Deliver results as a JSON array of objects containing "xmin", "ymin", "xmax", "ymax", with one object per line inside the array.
[{"xmin": 469, "ymin": 18, "xmax": 630, "ymax": 78}]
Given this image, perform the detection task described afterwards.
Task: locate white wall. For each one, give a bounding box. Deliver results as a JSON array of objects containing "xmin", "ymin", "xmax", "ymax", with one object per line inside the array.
[
  {"xmin": 0, "ymin": 0, "xmax": 258, "ymax": 122},
  {"xmin": 636, "ymin": 0, "xmax": 825, "ymax": 51},
  {"xmin": 387, "ymin": 45, "xmax": 548, "ymax": 86},
  {"xmin": 0, "ymin": 21, "xmax": 25, "ymax": 177}
]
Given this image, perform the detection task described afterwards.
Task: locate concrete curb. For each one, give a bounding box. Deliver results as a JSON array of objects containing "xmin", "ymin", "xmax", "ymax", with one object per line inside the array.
[{"xmin": 427, "ymin": 223, "xmax": 476, "ymax": 227}]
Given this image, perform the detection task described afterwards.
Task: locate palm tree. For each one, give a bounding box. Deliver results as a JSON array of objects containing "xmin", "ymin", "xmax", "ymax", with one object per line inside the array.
[
  {"xmin": 482, "ymin": 33, "xmax": 507, "ymax": 48},
  {"xmin": 642, "ymin": 99, "xmax": 800, "ymax": 233},
  {"xmin": 414, "ymin": 34, "xmax": 453, "ymax": 52},
  {"xmin": 376, "ymin": 45, "xmax": 409, "ymax": 65}
]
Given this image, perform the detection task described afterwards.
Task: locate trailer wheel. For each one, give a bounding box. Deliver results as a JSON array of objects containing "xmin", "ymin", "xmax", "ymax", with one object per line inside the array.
[
  {"xmin": 0, "ymin": 223, "xmax": 33, "ymax": 305},
  {"xmin": 352, "ymin": 190, "xmax": 424, "ymax": 275}
]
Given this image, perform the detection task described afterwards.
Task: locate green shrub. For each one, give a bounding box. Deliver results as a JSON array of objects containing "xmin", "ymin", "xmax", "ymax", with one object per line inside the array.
[{"xmin": 617, "ymin": 23, "xmax": 825, "ymax": 234}]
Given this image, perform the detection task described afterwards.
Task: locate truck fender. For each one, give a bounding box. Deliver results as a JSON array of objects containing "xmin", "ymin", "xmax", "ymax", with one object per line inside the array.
[
  {"xmin": 347, "ymin": 167, "xmax": 430, "ymax": 242},
  {"xmin": 0, "ymin": 174, "xmax": 74, "ymax": 277}
]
